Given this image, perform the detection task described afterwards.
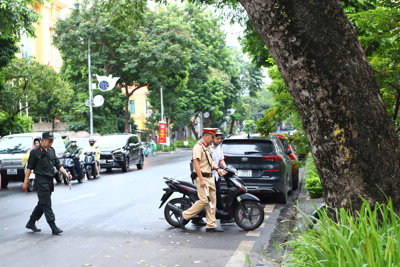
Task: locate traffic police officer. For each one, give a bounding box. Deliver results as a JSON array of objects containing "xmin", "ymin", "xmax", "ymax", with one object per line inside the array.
[
  {"xmin": 22, "ymin": 131, "xmax": 72, "ymax": 235},
  {"xmin": 180, "ymin": 128, "xmax": 227, "ymax": 232}
]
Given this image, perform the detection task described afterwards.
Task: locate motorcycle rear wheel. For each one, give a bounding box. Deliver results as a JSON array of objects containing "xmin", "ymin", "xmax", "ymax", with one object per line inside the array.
[
  {"xmin": 234, "ymin": 200, "xmax": 264, "ymax": 230},
  {"xmin": 164, "ymin": 198, "xmax": 191, "ymax": 227},
  {"xmin": 27, "ymin": 179, "xmax": 35, "ymax": 192}
]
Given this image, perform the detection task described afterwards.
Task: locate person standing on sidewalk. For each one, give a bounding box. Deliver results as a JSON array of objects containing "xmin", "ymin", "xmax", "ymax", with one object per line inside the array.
[
  {"xmin": 211, "ymin": 130, "xmax": 234, "ymax": 224},
  {"xmin": 22, "ymin": 131, "xmax": 72, "ymax": 235},
  {"xmin": 180, "ymin": 128, "xmax": 227, "ymax": 232},
  {"xmin": 150, "ymin": 138, "xmax": 157, "ymax": 156}
]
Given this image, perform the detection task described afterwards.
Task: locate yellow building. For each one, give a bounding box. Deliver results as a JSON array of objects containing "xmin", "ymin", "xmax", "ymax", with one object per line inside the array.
[
  {"xmin": 20, "ymin": 0, "xmax": 69, "ymax": 72},
  {"xmin": 122, "ymin": 86, "xmax": 152, "ymax": 130}
]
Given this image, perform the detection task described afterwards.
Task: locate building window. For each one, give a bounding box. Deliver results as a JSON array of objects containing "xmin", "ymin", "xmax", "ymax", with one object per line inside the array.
[
  {"xmin": 53, "ymin": 48, "xmax": 60, "ymax": 66},
  {"xmin": 21, "ymin": 33, "xmax": 33, "ymax": 58},
  {"xmin": 129, "ymin": 100, "xmax": 135, "ymax": 114},
  {"xmin": 53, "ymin": 9, "xmax": 58, "ymax": 19}
]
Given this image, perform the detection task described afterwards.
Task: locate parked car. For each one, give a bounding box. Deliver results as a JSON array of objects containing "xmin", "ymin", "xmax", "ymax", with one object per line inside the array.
[
  {"xmin": 270, "ymin": 133, "xmax": 300, "ymax": 190},
  {"xmin": 96, "ymin": 134, "xmax": 144, "ymax": 172},
  {"xmin": 0, "ymin": 132, "xmax": 65, "ymax": 188},
  {"xmin": 221, "ymin": 134, "xmax": 293, "ymax": 204}
]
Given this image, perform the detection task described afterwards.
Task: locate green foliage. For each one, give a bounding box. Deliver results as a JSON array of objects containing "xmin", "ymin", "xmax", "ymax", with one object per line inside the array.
[
  {"xmin": 175, "ymin": 140, "xmax": 198, "ymax": 148},
  {"xmin": 304, "ymin": 156, "xmax": 323, "ymax": 198},
  {"xmin": 281, "ymin": 198, "xmax": 400, "ymax": 266},
  {"xmin": 0, "ymin": 57, "xmax": 71, "ymax": 130},
  {"xmin": 0, "ymin": 111, "xmax": 33, "ymax": 136}
]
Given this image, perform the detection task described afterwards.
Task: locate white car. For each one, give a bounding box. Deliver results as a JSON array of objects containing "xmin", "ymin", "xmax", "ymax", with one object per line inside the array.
[{"xmin": 0, "ymin": 132, "xmax": 65, "ymax": 188}]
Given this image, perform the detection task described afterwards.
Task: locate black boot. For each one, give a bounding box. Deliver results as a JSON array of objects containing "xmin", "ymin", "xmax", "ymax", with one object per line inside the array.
[
  {"xmin": 26, "ymin": 218, "xmax": 41, "ymax": 232},
  {"xmin": 48, "ymin": 221, "xmax": 63, "ymax": 235}
]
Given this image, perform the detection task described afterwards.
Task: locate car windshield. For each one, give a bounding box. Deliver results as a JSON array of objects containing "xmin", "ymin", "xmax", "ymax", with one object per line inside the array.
[
  {"xmin": 95, "ymin": 136, "xmax": 127, "ymax": 150},
  {"xmin": 222, "ymin": 140, "xmax": 275, "ymax": 155},
  {"xmin": 0, "ymin": 136, "xmax": 33, "ymax": 154}
]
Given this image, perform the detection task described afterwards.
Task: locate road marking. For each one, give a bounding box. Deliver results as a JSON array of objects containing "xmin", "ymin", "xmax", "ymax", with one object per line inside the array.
[
  {"xmin": 225, "ymin": 241, "xmax": 255, "ymax": 267},
  {"xmin": 265, "ymin": 215, "xmax": 270, "ymax": 221},
  {"xmin": 246, "ymin": 231, "xmax": 261, "ymax": 237},
  {"xmin": 62, "ymin": 193, "xmax": 98, "ymax": 203},
  {"xmin": 264, "ymin": 204, "xmax": 275, "ymax": 213},
  {"xmin": 260, "ymin": 223, "xmax": 265, "ymax": 228}
]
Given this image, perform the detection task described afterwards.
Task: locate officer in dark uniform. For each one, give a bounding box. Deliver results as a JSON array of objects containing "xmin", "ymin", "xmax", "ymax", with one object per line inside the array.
[{"xmin": 22, "ymin": 131, "xmax": 72, "ymax": 235}]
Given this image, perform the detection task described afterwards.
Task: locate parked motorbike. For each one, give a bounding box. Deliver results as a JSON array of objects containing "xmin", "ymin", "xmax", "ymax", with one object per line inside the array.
[
  {"xmin": 83, "ymin": 151, "xmax": 98, "ymax": 180},
  {"xmin": 61, "ymin": 152, "xmax": 83, "ymax": 184},
  {"xmin": 159, "ymin": 167, "xmax": 265, "ymax": 230}
]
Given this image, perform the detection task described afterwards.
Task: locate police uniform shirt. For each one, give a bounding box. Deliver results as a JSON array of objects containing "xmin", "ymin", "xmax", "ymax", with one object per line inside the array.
[
  {"xmin": 192, "ymin": 141, "xmax": 214, "ymax": 174},
  {"xmin": 27, "ymin": 145, "xmax": 62, "ymax": 177}
]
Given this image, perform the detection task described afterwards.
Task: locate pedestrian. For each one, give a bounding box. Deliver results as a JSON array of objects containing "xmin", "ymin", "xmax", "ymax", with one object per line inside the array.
[
  {"xmin": 64, "ymin": 138, "xmax": 84, "ymax": 182},
  {"xmin": 83, "ymin": 137, "xmax": 100, "ymax": 178},
  {"xmin": 22, "ymin": 131, "xmax": 72, "ymax": 235},
  {"xmin": 179, "ymin": 128, "xmax": 227, "ymax": 232},
  {"xmin": 211, "ymin": 130, "xmax": 234, "ymax": 224},
  {"xmin": 150, "ymin": 138, "xmax": 157, "ymax": 156}
]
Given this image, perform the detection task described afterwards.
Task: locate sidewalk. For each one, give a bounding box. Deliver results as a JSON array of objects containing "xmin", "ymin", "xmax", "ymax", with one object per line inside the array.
[{"xmin": 256, "ymin": 170, "xmax": 324, "ymax": 266}]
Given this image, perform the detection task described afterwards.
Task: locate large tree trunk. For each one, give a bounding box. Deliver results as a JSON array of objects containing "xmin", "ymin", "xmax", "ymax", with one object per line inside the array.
[{"xmin": 239, "ymin": 0, "xmax": 400, "ymax": 211}]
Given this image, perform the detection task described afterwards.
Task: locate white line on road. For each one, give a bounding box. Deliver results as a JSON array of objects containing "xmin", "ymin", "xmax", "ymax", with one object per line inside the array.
[
  {"xmin": 225, "ymin": 241, "xmax": 255, "ymax": 267},
  {"xmin": 246, "ymin": 231, "xmax": 261, "ymax": 237},
  {"xmin": 264, "ymin": 215, "xmax": 270, "ymax": 221},
  {"xmin": 260, "ymin": 223, "xmax": 266, "ymax": 228},
  {"xmin": 61, "ymin": 193, "xmax": 98, "ymax": 203},
  {"xmin": 264, "ymin": 204, "xmax": 275, "ymax": 213}
]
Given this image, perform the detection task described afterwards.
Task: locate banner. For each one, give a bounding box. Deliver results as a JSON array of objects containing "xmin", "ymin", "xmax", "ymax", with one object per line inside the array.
[{"xmin": 159, "ymin": 121, "xmax": 167, "ymax": 144}]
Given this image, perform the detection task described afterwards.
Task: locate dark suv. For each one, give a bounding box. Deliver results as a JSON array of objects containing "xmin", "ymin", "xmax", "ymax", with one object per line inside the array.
[
  {"xmin": 96, "ymin": 134, "xmax": 144, "ymax": 172},
  {"xmin": 221, "ymin": 134, "xmax": 293, "ymax": 204}
]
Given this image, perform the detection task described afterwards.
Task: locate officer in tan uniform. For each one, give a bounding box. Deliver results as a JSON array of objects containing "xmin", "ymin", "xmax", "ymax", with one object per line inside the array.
[{"xmin": 180, "ymin": 128, "xmax": 227, "ymax": 232}]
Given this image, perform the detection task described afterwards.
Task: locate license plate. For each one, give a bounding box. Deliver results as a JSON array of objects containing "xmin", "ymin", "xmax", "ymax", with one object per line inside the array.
[
  {"xmin": 99, "ymin": 160, "xmax": 107, "ymax": 164},
  {"xmin": 7, "ymin": 169, "xmax": 17, "ymax": 175},
  {"xmin": 238, "ymin": 170, "xmax": 252, "ymax": 177}
]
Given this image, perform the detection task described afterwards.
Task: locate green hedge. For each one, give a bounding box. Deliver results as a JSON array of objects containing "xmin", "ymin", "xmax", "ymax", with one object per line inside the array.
[
  {"xmin": 304, "ymin": 156, "xmax": 323, "ymax": 198},
  {"xmin": 175, "ymin": 140, "xmax": 198, "ymax": 148}
]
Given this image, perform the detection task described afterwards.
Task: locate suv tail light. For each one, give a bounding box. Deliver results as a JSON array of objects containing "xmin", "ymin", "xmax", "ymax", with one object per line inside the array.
[
  {"xmin": 262, "ymin": 155, "xmax": 282, "ymax": 162},
  {"xmin": 224, "ymin": 155, "xmax": 229, "ymax": 159}
]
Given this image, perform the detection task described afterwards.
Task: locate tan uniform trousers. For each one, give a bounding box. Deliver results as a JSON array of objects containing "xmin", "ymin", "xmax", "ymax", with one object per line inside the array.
[{"xmin": 182, "ymin": 176, "xmax": 217, "ymax": 229}]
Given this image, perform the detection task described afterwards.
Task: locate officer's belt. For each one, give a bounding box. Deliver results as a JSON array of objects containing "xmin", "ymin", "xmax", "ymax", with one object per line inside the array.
[{"xmin": 202, "ymin": 173, "xmax": 212, "ymax": 177}]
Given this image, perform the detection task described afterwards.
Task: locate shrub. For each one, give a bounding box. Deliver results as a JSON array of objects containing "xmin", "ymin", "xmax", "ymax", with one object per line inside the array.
[
  {"xmin": 280, "ymin": 198, "xmax": 400, "ymax": 266},
  {"xmin": 304, "ymin": 156, "xmax": 323, "ymax": 198},
  {"xmin": 175, "ymin": 140, "xmax": 198, "ymax": 148},
  {"xmin": 305, "ymin": 176, "xmax": 323, "ymax": 198}
]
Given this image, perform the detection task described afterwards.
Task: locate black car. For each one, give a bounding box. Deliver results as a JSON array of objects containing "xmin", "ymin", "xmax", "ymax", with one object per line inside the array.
[
  {"xmin": 96, "ymin": 134, "xmax": 144, "ymax": 172},
  {"xmin": 221, "ymin": 134, "xmax": 293, "ymax": 204}
]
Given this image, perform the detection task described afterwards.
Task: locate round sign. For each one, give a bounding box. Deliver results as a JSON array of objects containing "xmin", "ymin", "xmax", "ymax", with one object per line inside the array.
[
  {"xmin": 184, "ymin": 141, "xmax": 188, "ymax": 146},
  {"xmin": 203, "ymin": 112, "xmax": 210, "ymax": 118},
  {"xmin": 93, "ymin": 95, "xmax": 104, "ymax": 107},
  {"xmin": 99, "ymin": 80, "xmax": 110, "ymax": 91}
]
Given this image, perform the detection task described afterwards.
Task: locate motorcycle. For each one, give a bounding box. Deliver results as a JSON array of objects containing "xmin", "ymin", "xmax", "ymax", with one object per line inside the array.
[
  {"xmin": 159, "ymin": 167, "xmax": 265, "ymax": 230},
  {"xmin": 143, "ymin": 144, "xmax": 150, "ymax": 157},
  {"xmin": 61, "ymin": 152, "xmax": 83, "ymax": 184},
  {"xmin": 83, "ymin": 151, "xmax": 98, "ymax": 180}
]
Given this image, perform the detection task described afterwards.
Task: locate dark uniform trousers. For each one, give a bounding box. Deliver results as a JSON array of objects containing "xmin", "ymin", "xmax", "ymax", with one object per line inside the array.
[{"xmin": 31, "ymin": 174, "xmax": 55, "ymax": 223}]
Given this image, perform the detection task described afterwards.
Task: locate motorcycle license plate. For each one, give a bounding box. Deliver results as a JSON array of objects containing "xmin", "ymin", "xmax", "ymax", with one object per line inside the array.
[
  {"xmin": 7, "ymin": 169, "xmax": 17, "ymax": 175},
  {"xmin": 238, "ymin": 170, "xmax": 252, "ymax": 177}
]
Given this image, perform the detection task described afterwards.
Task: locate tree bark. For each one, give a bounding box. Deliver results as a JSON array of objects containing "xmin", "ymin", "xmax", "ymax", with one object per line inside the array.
[{"xmin": 239, "ymin": 0, "xmax": 400, "ymax": 211}]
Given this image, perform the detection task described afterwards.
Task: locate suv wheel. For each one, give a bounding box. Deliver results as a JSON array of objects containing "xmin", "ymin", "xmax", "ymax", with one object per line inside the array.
[
  {"xmin": 136, "ymin": 155, "xmax": 144, "ymax": 170},
  {"xmin": 1, "ymin": 176, "xmax": 8, "ymax": 188},
  {"xmin": 276, "ymin": 190, "xmax": 288, "ymax": 204},
  {"xmin": 122, "ymin": 157, "xmax": 129, "ymax": 172}
]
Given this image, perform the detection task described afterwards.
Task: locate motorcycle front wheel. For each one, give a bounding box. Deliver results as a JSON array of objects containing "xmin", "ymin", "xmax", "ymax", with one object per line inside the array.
[
  {"xmin": 234, "ymin": 200, "xmax": 264, "ymax": 230},
  {"xmin": 164, "ymin": 198, "xmax": 191, "ymax": 227},
  {"xmin": 63, "ymin": 173, "xmax": 69, "ymax": 185},
  {"xmin": 86, "ymin": 167, "xmax": 92, "ymax": 180}
]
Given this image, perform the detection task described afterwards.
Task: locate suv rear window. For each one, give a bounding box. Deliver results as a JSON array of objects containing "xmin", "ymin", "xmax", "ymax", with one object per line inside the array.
[
  {"xmin": 223, "ymin": 140, "xmax": 275, "ymax": 155},
  {"xmin": 0, "ymin": 136, "xmax": 33, "ymax": 154}
]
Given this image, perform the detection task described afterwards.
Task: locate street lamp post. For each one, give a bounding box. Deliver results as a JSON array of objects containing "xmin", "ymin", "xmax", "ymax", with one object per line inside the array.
[
  {"xmin": 88, "ymin": 34, "xmax": 94, "ymax": 136},
  {"xmin": 87, "ymin": 25, "xmax": 109, "ymax": 136}
]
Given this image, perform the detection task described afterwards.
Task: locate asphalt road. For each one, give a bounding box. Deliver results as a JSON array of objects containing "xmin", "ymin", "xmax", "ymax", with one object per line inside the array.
[{"xmin": 0, "ymin": 150, "xmax": 297, "ymax": 267}]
